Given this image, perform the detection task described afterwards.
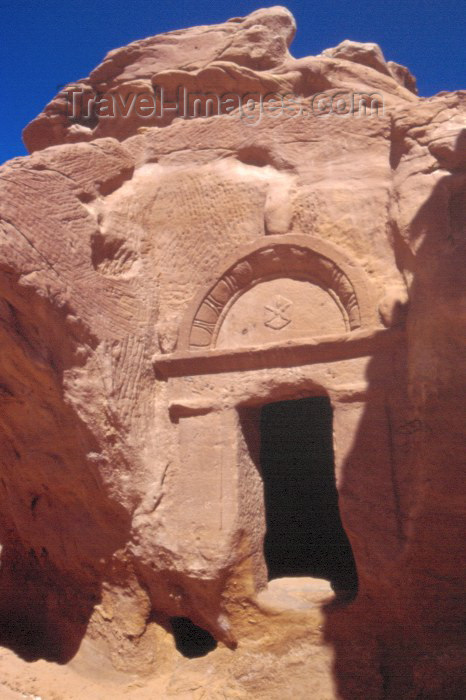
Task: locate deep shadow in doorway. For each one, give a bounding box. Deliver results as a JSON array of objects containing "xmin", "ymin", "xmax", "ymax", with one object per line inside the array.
[{"xmin": 259, "ymin": 396, "xmax": 358, "ymax": 592}]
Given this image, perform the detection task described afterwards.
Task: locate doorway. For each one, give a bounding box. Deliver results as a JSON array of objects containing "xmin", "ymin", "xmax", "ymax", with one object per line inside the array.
[{"xmin": 259, "ymin": 396, "xmax": 357, "ymax": 591}]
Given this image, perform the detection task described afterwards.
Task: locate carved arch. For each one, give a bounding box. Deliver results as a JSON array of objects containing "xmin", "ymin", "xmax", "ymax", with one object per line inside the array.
[{"xmin": 179, "ymin": 235, "xmax": 377, "ymax": 352}]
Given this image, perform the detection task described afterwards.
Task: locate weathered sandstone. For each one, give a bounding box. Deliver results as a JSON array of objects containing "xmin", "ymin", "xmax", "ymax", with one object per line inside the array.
[{"xmin": 0, "ymin": 6, "xmax": 465, "ymax": 698}]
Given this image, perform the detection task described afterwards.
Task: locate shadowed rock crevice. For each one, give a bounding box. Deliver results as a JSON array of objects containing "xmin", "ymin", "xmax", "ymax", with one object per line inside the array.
[{"xmin": 170, "ymin": 617, "xmax": 218, "ymax": 658}]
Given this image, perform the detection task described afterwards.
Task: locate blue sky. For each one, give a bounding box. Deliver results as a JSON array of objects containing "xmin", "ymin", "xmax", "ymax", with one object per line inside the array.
[{"xmin": 1, "ymin": 0, "xmax": 464, "ymax": 163}]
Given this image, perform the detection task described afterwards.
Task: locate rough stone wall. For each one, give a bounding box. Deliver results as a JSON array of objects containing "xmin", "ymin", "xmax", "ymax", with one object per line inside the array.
[{"xmin": 0, "ymin": 7, "xmax": 464, "ymax": 698}]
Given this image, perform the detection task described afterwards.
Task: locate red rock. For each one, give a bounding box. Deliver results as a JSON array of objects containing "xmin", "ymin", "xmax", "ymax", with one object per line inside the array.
[{"xmin": 0, "ymin": 6, "xmax": 465, "ymax": 699}]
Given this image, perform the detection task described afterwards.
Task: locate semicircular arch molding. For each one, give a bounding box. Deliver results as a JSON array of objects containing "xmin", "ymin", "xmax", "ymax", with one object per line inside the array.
[{"xmin": 179, "ymin": 235, "xmax": 377, "ymax": 352}]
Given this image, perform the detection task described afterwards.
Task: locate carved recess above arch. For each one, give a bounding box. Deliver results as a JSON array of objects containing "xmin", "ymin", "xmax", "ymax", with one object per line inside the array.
[{"xmin": 179, "ymin": 235, "xmax": 377, "ymax": 352}]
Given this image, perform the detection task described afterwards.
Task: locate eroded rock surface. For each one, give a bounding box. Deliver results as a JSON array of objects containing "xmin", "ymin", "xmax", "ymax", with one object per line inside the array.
[{"xmin": 0, "ymin": 6, "xmax": 465, "ymax": 698}]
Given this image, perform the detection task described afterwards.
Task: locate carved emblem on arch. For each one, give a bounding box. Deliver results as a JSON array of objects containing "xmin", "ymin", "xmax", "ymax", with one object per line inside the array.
[{"xmin": 179, "ymin": 235, "xmax": 377, "ymax": 352}]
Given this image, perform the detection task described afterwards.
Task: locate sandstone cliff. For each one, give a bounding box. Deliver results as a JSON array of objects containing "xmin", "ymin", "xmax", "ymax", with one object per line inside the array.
[{"xmin": 0, "ymin": 7, "xmax": 464, "ymax": 698}]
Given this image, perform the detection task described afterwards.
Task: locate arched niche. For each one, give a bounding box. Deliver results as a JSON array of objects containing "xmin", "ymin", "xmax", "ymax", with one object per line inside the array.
[{"xmin": 179, "ymin": 235, "xmax": 377, "ymax": 352}]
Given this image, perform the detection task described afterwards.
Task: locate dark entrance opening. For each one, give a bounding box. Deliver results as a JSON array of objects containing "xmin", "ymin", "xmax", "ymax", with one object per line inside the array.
[
  {"xmin": 260, "ymin": 396, "xmax": 358, "ymax": 591},
  {"xmin": 170, "ymin": 617, "xmax": 217, "ymax": 658}
]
